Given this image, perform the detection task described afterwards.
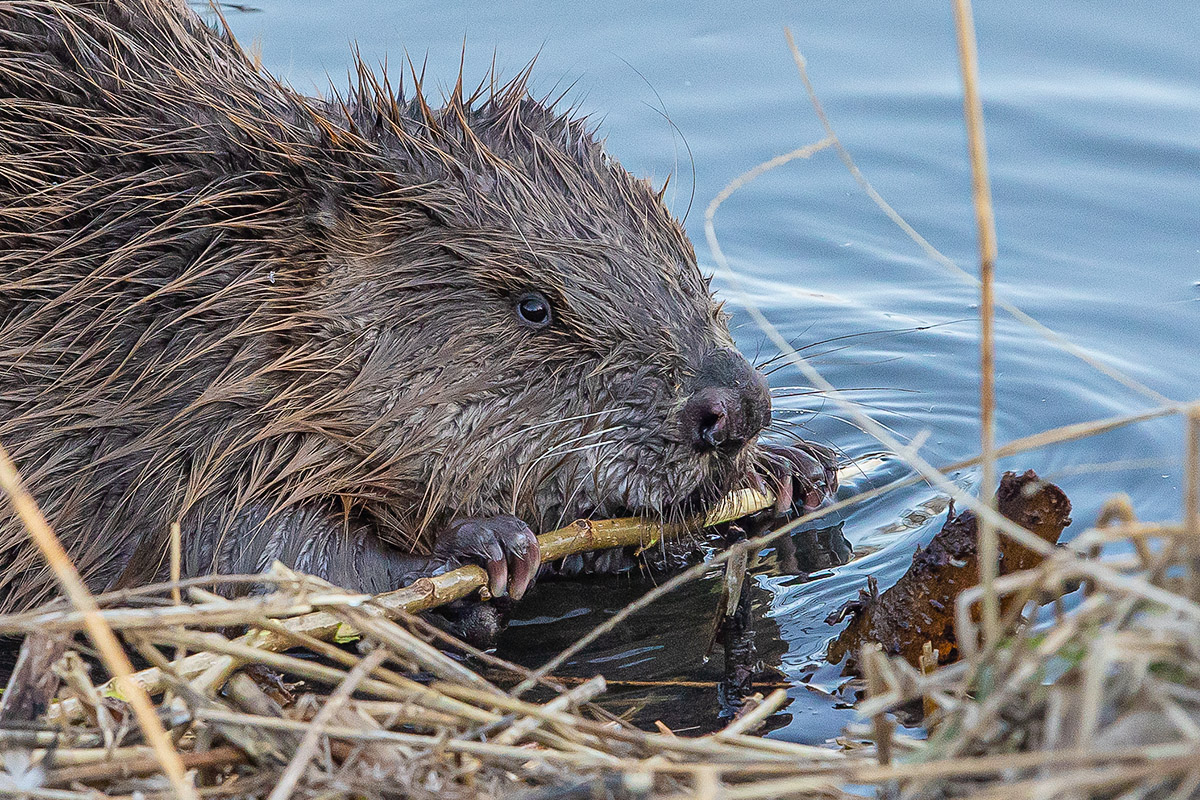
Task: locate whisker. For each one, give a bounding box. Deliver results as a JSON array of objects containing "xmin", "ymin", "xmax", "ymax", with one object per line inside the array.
[
  {"xmin": 752, "ymin": 323, "xmax": 819, "ymax": 371},
  {"xmin": 811, "ymin": 411, "xmax": 909, "ymax": 444},
  {"xmin": 779, "ymin": 397, "xmax": 949, "ymax": 433},
  {"xmin": 755, "ymin": 319, "xmax": 968, "ymax": 373},
  {"xmin": 537, "ymin": 425, "xmax": 627, "ymax": 457},
  {"xmin": 526, "ymin": 438, "xmax": 619, "ymax": 468},
  {"xmin": 493, "ymin": 409, "xmax": 616, "ymax": 451},
  {"xmin": 771, "ymin": 389, "xmax": 867, "ymax": 424},
  {"xmin": 770, "ymin": 385, "xmax": 916, "ymax": 397},
  {"xmin": 508, "ymin": 411, "xmax": 624, "ymax": 509}
]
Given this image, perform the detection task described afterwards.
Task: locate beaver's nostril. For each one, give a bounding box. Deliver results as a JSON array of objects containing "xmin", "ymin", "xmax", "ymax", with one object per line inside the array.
[
  {"xmin": 684, "ymin": 388, "xmax": 745, "ymax": 452},
  {"xmin": 697, "ymin": 407, "xmax": 728, "ymax": 450}
]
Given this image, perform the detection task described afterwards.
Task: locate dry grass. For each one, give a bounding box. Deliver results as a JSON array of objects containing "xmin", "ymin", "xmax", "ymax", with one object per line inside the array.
[
  {"xmin": 2, "ymin": 470, "xmax": 1199, "ymax": 799},
  {"xmin": 2, "ymin": 3, "xmax": 1197, "ymax": 799}
]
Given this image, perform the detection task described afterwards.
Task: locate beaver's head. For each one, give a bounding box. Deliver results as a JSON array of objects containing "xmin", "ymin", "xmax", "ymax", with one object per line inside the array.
[{"xmin": 315, "ymin": 75, "xmax": 772, "ymax": 536}]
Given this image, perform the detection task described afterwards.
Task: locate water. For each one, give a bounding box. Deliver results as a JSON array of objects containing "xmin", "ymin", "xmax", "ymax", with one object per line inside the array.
[{"xmin": 221, "ymin": 1, "xmax": 1199, "ymax": 743}]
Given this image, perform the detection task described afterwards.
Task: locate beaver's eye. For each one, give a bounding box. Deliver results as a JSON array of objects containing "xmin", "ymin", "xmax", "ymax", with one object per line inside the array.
[{"xmin": 515, "ymin": 292, "xmax": 552, "ymax": 329}]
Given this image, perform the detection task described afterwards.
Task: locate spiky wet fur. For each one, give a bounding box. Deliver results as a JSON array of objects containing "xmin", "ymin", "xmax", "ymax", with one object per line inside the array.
[{"xmin": 0, "ymin": 0, "xmax": 764, "ymax": 611}]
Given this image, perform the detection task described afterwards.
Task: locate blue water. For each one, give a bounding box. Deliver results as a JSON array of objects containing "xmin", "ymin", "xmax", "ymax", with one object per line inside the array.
[{"xmin": 222, "ymin": 1, "xmax": 1199, "ymax": 743}]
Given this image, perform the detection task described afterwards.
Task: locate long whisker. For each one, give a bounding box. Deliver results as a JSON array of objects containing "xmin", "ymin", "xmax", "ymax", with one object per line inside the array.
[
  {"xmin": 777, "ymin": 396, "xmax": 949, "ymax": 433},
  {"xmin": 537, "ymin": 425, "xmax": 627, "ymax": 457},
  {"xmin": 803, "ymin": 410, "xmax": 911, "ymax": 444},
  {"xmin": 770, "ymin": 385, "xmax": 916, "ymax": 396},
  {"xmin": 755, "ymin": 320, "xmax": 968, "ymax": 373},
  {"xmin": 511, "ymin": 425, "xmax": 627, "ymax": 512}
]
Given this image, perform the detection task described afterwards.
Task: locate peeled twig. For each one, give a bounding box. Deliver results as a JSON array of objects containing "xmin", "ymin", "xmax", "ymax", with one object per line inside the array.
[{"xmin": 42, "ymin": 746, "xmax": 245, "ymax": 788}]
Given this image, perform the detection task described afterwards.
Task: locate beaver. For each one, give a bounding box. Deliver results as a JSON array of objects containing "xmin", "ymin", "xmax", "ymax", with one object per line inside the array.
[{"xmin": 0, "ymin": 0, "xmax": 838, "ymax": 614}]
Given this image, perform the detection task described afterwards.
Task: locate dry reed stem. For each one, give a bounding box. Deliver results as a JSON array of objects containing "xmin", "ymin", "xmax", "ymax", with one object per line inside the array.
[
  {"xmin": 198, "ymin": 701, "xmax": 840, "ymax": 774},
  {"xmin": 714, "ymin": 688, "xmax": 789, "ymax": 738},
  {"xmin": 267, "ymin": 648, "xmax": 388, "ymax": 800},
  {"xmin": 145, "ymin": 627, "xmax": 498, "ymax": 720},
  {"xmin": 169, "ymin": 521, "xmax": 182, "ymax": 607},
  {"xmin": 42, "ymin": 746, "xmax": 246, "ymax": 788},
  {"xmin": 490, "ymin": 674, "xmax": 606, "ymax": 746},
  {"xmin": 192, "ymin": 708, "xmax": 627, "ymax": 767},
  {"xmin": 1186, "ymin": 405, "xmax": 1200, "ymax": 599},
  {"xmin": 952, "ymin": 0, "xmax": 1001, "ymax": 650},
  {"xmin": 0, "ymin": 443, "xmax": 197, "ymax": 800},
  {"xmin": 435, "ymin": 680, "xmax": 841, "ymax": 762}
]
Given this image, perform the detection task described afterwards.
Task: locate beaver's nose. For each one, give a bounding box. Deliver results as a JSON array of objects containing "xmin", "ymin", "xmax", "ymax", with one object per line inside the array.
[{"xmin": 681, "ymin": 349, "xmax": 771, "ymax": 453}]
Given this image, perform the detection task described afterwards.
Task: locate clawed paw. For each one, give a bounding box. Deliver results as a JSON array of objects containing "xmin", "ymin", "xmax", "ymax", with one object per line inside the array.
[
  {"xmin": 434, "ymin": 515, "xmax": 542, "ymax": 600},
  {"xmin": 757, "ymin": 441, "xmax": 840, "ymax": 515}
]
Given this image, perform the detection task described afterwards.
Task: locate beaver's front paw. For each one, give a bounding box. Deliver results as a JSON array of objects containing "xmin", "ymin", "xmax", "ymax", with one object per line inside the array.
[
  {"xmin": 758, "ymin": 441, "xmax": 839, "ymax": 515},
  {"xmin": 433, "ymin": 515, "xmax": 541, "ymax": 600}
]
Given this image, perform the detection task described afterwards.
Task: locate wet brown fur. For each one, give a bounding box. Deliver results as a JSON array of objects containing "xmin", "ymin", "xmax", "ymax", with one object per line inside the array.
[{"xmin": 0, "ymin": 0, "xmax": 766, "ymax": 611}]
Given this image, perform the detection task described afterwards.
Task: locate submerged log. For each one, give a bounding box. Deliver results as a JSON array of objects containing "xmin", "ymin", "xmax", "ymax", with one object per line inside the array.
[{"xmin": 826, "ymin": 470, "xmax": 1071, "ymax": 670}]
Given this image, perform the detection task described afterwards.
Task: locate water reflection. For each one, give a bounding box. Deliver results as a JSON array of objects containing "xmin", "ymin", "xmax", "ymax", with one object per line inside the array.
[{"xmin": 765, "ymin": 523, "xmax": 854, "ymax": 578}]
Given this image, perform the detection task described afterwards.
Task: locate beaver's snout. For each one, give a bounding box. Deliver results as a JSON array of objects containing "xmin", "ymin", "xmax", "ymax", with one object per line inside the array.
[{"xmin": 680, "ymin": 349, "xmax": 771, "ymax": 453}]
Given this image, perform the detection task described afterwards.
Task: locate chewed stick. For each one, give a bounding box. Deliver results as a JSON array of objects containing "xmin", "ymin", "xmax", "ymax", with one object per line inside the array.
[{"xmin": 49, "ymin": 485, "xmax": 787, "ymax": 721}]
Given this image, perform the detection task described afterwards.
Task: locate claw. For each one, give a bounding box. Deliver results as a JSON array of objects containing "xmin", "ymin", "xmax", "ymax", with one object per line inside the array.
[
  {"xmin": 508, "ymin": 531, "xmax": 541, "ymax": 600},
  {"xmin": 759, "ymin": 441, "xmax": 839, "ymax": 515},
  {"xmin": 773, "ymin": 473, "xmax": 794, "ymax": 514},
  {"xmin": 486, "ymin": 558, "xmax": 509, "ymax": 598},
  {"xmin": 434, "ymin": 515, "xmax": 539, "ymax": 601}
]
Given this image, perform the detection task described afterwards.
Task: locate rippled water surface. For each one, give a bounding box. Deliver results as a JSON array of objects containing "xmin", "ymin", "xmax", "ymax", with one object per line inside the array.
[{"xmin": 223, "ymin": 0, "xmax": 1199, "ymax": 743}]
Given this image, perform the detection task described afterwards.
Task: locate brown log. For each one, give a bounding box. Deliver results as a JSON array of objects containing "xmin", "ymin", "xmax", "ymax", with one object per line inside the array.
[{"xmin": 826, "ymin": 470, "xmax": 1072, "ymax": 670}]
